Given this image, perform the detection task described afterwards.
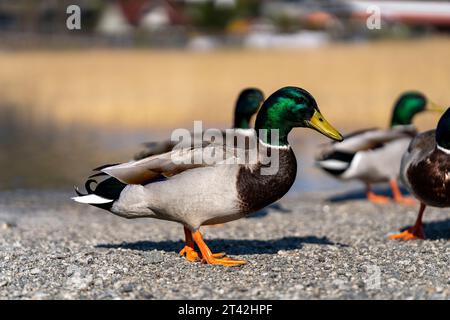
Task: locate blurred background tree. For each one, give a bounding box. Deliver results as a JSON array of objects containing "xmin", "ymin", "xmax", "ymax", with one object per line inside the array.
[{"xmin": 188, "ymin": 1, "xmax": 236, "ymax": 32}]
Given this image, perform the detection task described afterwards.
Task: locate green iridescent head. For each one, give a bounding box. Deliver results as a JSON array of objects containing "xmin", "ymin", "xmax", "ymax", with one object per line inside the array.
[
  {"xmin": 436, "ymin": 107, "xmax": 450, "ymax": 150},
  {"xmin": 255, "ymin": 86, "xmax": 343, "ymax": 146},
  {"xmin": 390, "ymin": 92, "xmax": 428, "ymax": 127},
  {"xmin": 233, "ymin": 88, "xmax": 264, "ymax": 129}
]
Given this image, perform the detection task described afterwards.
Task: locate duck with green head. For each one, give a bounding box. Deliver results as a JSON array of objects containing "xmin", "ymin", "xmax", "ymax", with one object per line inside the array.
[
  {"xmin": 390, "ymin": 107, "xmax": 450, "ymax": 240},
  {"xmin": 73, "ymin": 86, "xmax": 343, "ymax": 266},
  {"xmin": 316, "ymin": 91, "xmax": 443, "ymax": 204},
  {"xmin": 233, "ymin": 88, "xmax": 265, "ymax": 129},
  {"xmin": 134, "ymin": 88, "xmax": 264, "ymax": 160}
]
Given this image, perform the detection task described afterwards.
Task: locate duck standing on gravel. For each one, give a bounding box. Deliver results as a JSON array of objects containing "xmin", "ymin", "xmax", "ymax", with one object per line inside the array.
[
  {"xmin": 315, "ymin": 92, "xmax": 443, "ymax": 204},
  {"xmin": 72, "ymin": 86, "xmax": 343, "ymax": 266},
  {"xmin": 134, "ymin": 88, "xmax": 264, "ymax": 160},
  {"xmin": 390, "ymin": 108, "xmax": 450, "ymax": 240}
]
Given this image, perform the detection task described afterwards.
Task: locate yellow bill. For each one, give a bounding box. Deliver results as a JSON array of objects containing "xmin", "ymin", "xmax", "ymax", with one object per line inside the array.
[
  {"xmin": 427, "ymin": 101, "xmax": 446, "ymax": 113},
  {"xmin": 306, "ymin": 110, "xmax": 343, "ymax": 142}
]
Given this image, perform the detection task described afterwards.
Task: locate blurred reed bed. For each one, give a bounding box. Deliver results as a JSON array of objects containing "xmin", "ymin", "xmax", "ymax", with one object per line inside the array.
[
  {"xmin": 0, "ymin": 37, "xmax": 449, "ymax": 131},
  {"xmin": 0, "ymin": 37, "xmax": 449, "ymax": 190}
]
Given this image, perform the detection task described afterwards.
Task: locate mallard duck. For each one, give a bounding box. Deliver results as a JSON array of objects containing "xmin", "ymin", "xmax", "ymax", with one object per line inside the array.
[
  {"xmin": 134, "ymin": 88, "xmax": 264, "ymax": 160},
  {"xmin": 389, "ymin": 107, "xmax": 450, "ymax": 240},
  {"xmin": 72, "ymin": 86, "xmax": 343, "ymax": 266},
  {"xmin": 232, "ymin": 88, "xmax": 265, "ymax": 129},
  {"xmin": 315, "ymin": 92, "xmax": 442, "ymax": 204}
]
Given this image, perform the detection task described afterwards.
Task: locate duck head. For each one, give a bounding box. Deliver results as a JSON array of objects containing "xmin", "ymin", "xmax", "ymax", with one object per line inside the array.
[
  {"xmin": 390, "ymin": 91, "xmax": 443, "ymax": 127},
  {"xmin": 255, "ymin": 86, "xmax": 343, "ymax": 146},
  {"xmin": 436, "ymin": 107, "xmax": 450, "ymax": 151},
  {"xmin": 233, "ymin": 88, "xmax": 265, "ymax": 129}
]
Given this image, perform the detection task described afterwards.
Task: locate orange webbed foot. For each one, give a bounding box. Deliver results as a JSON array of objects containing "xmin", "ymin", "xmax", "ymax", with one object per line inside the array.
[
  {"xmin": 179, "ymin": 246, "xmax": 227, "ymax": 262},
  {"xmin": 201, "ymin": 256, "xmax": 247, "ymax": 267},
  {"xmin": 192, "ymin": 230, "xmax": 246, "ymax": 267},
  {"xmin": 179, "ymin": 246, "xmax": 200, "ymax": 262},
  {"xmin": 389, "ymin": 226, "xmax": 425, "ymax": 241},
  {"xmin": 390, "ymin": 203, "xmax": 427, "ymax": 241},
  {"xmin": 367, "ymin": 192, "xmax": 390, "ymax": 204}
]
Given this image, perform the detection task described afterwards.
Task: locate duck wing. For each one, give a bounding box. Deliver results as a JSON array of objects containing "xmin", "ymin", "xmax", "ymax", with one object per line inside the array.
[
  {"xmin": 105, "ymin": 142, "xmax": 239, "ymax": 185},
  {"xmin": 316, "ymin": 127, "xmax": 416, "ymax": 176},
  {"xmin": 134, "ymin": 130, "xmax": 221, "ymax": 160},
  {"xmin": 104, "ymin": 128, "xmax": 259, "ymax": 185},
  {"xmin": 332, "ymin": 127, "xmax": 415, "ymax": 153},
  {"xmin": 400, "ymin": 130, "xmax": 436, "ymax": 191}
]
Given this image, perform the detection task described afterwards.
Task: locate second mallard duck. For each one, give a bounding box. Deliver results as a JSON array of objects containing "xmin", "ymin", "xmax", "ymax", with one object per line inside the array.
[
  {"xmin": 390, "ymin": 107, "xmax": 450, "ymax": 240},
  {"xmin": 134, "ymin": 88, "xmax": 264, "ymax": 160},
  {"xmin": 315, "ymin": 92, "xmax": 442, "ymax": 204}
]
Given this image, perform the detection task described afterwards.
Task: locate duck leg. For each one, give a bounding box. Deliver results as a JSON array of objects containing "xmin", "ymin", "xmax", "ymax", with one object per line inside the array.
[
  {"xmin": 179, "ymin": 226, "xmax": 201, "ymax": 262},
  {"xmin": 191, "ymin": 230, "xmax": 247, "ymax": 267},
  {"xmin": 390, "ymin": 180, "xmax": 416, "ymax": 205},
  {"xmin": 179, "ymin": 226, "xmax": 226, "ymax": 262},
  {"xmin": 389, "ymin": 203, "xmax": 426, "ymax": 240},
  {"xmin": 366, "ymin": 183, "xmax": 390, "ymax": 204}
]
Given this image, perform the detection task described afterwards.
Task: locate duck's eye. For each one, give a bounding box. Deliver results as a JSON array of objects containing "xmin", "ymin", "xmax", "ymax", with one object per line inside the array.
[{"xmin": 297, "ymin": 97, "xmax": 305, "ymax": 104}]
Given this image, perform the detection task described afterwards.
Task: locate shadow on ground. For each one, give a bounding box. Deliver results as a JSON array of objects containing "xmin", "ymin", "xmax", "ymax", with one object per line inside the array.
[
  {"xmin": 327, "ymin": 185, "xmax": 411, "ymax": 203},
  {"xmin": 96, "ymin": 236, "xmax": 347, "ymax": 255}
]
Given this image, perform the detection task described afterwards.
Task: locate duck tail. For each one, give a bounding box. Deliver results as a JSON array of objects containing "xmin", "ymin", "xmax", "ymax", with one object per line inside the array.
[
  {"xmin": 315, "ymin": 150, "xmax": 355, "ymax": 176},
  {"xmin": 72, "ymin": 173, "xmax": 127, "ymax": 210}
]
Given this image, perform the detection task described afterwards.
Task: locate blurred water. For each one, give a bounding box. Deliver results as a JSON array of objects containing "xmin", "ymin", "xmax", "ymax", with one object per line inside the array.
[{"xmin": 0, "ymin": 106, "xmax": 358, "ymax": 193}]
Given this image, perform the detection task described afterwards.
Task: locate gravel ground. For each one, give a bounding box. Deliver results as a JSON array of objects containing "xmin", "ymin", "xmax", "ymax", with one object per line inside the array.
[{"xmin": 0, "ymin": 189, "xmax": 449, "ymax": 300}]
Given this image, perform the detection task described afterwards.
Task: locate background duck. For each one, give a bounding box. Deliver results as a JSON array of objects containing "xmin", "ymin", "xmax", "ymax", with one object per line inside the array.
[
  {"xmin": 72, "ymin": 86, "xmax": 343, "ymax": 267},
  {"xmin": 232, "ymin": 88, "xmax": 265, "ymax": 129},
  {"xmin": 390, "ymin": 108, "xmax": 450, "ymax": 240},
  {"xmin": 134, "ymin": 88, "xmax": 264, "ymax": 160},
  {"xmin": 315, "ymin": 91, "xmax": 442, "ymax": 204}
]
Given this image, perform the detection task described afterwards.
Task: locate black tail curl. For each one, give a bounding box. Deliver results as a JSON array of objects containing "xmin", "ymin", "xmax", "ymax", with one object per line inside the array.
[{"xmin": 74, "ymin": 173, "xmax": 127, "ymax": 211}]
